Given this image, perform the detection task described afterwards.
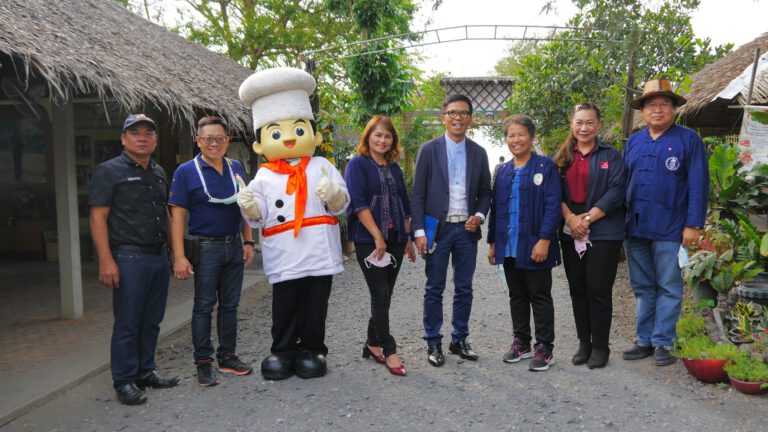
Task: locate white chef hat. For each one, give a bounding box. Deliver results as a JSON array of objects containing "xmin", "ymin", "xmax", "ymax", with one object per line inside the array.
[{"xmin": 239, "ymin": 67, "xmax": 316, "ymax": 131}]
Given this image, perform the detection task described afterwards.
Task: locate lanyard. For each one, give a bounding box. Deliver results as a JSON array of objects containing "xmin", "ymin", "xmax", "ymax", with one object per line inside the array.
[{"xmin": 193, "ymin": 155, "xmax": 238, "ymax": 200}]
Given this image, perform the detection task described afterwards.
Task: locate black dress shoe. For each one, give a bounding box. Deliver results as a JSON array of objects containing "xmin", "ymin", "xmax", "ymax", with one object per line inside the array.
[
  {"xmin": 135, "ymin": 371, "xmax": 180, "ymax": 390},
  {"xmin": 622, "ymin": 342, "xmax": 653, "ymax": 360},
  {"xmin": 115, "ymin": 383, "xmax": 147, "ymax": 406},
  {"xmin": 261, "ymin": 352, "xmax": 296, "ymax": 380},
  {"xmin": 571, "ymin": 340, "xmax": 592, "ymax": 366},
  {"xmin": 427, "ymin": 343, "xmax": 445, "ymax": 367},
  {"xmin": 448, "ymin": 340, "xmax": 479, "ymax": 361},
  {"xmin": 295, "ymin": 350, "xmax": 327, "ymax": 379}
]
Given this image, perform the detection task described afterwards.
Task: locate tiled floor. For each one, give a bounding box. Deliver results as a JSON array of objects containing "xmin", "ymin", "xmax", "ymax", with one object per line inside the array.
[{"xmin": 0, "ymin": 261, "xmax": 195, "ymax": 385}]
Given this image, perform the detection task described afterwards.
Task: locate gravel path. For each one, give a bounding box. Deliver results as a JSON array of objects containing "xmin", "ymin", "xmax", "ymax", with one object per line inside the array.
[{"xmin": 5, "ymin": 233, "xmax": 767, "ymax": 431}]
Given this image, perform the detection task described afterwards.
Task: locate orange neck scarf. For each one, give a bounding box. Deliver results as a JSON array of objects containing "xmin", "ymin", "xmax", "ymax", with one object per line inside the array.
[{"xmin": 261, "ymin": 157, "xmax": 310, "ymax": 237}]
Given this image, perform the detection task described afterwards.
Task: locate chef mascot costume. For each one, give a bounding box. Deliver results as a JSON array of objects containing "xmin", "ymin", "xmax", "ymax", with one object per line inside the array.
[{"xmin": 235, "ymin": 67, "xmax": 349, "ymax": 380}]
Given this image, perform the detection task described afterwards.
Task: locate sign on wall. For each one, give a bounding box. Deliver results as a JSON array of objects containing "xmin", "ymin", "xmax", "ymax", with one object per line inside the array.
[{"xmin": 738, "ymin": 105, "xmax": 768, "ymax": 170}]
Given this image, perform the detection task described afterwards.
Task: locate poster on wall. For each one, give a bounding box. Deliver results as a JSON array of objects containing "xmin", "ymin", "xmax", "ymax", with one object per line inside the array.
[
  {"xmin": 0, "ymin": 108, "xmax": 46, "ymax": 183},
  {"xmin": 738, "ymin": 105, "xmax": 768, "ymax": 170}
]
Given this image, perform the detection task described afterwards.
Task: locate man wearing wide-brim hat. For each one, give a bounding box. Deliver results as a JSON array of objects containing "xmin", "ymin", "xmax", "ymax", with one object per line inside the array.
[{"xmin": 621, "ymin": 77, "xmax": 709, "ymax": 367}]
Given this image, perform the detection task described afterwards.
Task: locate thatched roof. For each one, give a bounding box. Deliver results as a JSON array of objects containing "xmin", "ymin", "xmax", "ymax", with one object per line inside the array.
[
  {"xmin": 0, "ymin": 0, "xmax": 253, "ymax": 132},
  {"xmin": 680, "ymin": 32, "xmax": 768, "ymax": 116}
]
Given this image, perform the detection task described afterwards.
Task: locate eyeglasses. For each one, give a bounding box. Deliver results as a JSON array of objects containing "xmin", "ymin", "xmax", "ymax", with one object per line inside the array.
[
  {"xmin": 444, "ymin": 110, "xmax": 471, "ymax": 119},
  {"xmin": 643, "ymin": 101, "xmax": 674, "ymax": 111},
  {"xmin": 199, "ymin": 135, "xmax": 228, "ymax": 144}
]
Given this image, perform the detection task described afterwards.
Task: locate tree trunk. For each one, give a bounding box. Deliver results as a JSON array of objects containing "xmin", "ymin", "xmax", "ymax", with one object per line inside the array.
[{"xmin": 620, "ymin": 48, "xmax": 637, "ymax": 147}]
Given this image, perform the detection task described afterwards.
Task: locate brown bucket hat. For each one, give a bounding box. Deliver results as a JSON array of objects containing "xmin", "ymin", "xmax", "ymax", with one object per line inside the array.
[{"xmin": 630, "ymin": 77, "xmax": 687, "ymax": 110}]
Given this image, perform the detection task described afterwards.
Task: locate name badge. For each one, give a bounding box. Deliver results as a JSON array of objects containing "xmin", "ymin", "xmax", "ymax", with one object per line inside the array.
[{"xmin": 533, "ymin": 173, "xmax": 543, "ymax": 186}]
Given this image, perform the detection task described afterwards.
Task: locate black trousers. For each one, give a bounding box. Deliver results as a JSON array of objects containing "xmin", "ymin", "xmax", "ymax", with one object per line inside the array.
[
  {"xmin": 354, "ymin": 238, "xmax": 406, "ymax": 357},
  {"xmin": 271, "ymin": 275, "xmax": 332, "ymax": 355},
  {"xmin": 503, "ymin": 258, "xmax": 554, "ymax": 349},
  {"xmin": 561, "ymin": 239, "xmax": 622, "ymax": 349}
]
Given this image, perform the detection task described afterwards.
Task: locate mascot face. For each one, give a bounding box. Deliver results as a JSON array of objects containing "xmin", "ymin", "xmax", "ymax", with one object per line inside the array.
[{"xmin": 253, "ymin": 118, "xmax": 322, "ymax": 161}]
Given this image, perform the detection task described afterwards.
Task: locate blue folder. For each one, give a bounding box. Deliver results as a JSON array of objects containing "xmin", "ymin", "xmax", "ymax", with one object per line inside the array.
[{"xmin": 424, "ymin": 214, "xmax": 439, "ymax": 252}]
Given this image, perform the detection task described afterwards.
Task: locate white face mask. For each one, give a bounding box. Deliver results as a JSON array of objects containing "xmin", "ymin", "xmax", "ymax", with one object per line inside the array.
[{"xmin": 364, "ymin": 251, "xmax": 397, "ymax": 268}]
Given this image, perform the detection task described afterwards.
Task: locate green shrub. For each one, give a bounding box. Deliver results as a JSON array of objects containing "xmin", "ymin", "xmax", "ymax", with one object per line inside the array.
[
  {"xmin": 724, "ymin": 352, "xmax": 768, "ymax": 382},
  {"xmin": 673, "ymin": 336, "xmax": 738, "ymax": 360},
  {"xmin": 676, "ymin": 312, "xmax": 707, "ymax": 339}
]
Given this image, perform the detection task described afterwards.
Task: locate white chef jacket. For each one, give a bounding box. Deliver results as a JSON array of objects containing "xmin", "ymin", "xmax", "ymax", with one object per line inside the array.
[{"xmin": 245, "ymin": 156, "xmax": 349, "ymax": 284}]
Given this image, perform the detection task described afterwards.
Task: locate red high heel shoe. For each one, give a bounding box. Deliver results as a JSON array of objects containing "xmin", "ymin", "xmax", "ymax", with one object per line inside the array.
[
  {"xmin": 386, "ymin": 357, "xmax": 406, "ymax": 377},
  {"xmin": 362, "ymin": 345, "xmax": 385, "ymax": 364}
]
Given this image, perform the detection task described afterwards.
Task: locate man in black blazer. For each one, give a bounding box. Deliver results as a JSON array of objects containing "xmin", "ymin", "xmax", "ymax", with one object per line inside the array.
[{"xmin": 411, "ymin": 94, "xmax": 492, "ymax": 366}]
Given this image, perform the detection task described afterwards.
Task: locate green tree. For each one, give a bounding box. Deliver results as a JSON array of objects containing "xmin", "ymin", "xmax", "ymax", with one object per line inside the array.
[
  {"xmin": 326, "ymin": 0, "xmax": 419, "ymax": 126},
  {"xmin": 504, "ymin": 0, "xmax": 732, "ymax": 145},
  {"xmin": 494, "ymin": 39, "xmax": 540, "ymax": 77}
]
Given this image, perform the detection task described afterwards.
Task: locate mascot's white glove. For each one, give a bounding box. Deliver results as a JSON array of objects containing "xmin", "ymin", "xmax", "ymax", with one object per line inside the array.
[
  {"xmin": 315, "ymin": 167, "xmax": 347, "ymax": 213},
  {"xmin": 235, "ymin": 175, "xmax": 261, "ymax": 221}
]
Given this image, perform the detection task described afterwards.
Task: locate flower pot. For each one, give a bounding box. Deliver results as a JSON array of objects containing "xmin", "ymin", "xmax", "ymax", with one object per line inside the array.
[
  {"xmin": 682, "ymin": 358, "xmax": 729, "ymax": 383},
  {"xmin": 737, "ymin": 282, "xmax": 768, "ymax": 307},
  {"xmin": 728, "ymin": 375, "xmax": 767, "ymax": 395},
  {"xmin": 728, "ymin": 329, "xmax": 753, "ymax": 345}
]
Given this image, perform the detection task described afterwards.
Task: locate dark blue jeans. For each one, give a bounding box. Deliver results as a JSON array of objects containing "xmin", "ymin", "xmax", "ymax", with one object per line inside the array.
[
  {"xmin": 111, "ymin": 250, "xmax": 170, "ymax": 388},
  {"xmin": 192, "ymin": 241, "xmax": 244, "ymax": 362},
  {"xmin": 624, "ymin": 239, "xmax": 683, "ymax": 347},
  {"xmin": 423, "ymin": 222, "xmax": 478, "ymax": 345}
]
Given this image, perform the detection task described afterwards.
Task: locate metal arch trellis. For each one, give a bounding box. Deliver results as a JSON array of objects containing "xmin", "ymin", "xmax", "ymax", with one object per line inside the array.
[
  {"xmin": 300, "ymin": 24, "xmax": 614, "ymax": 127},
  {"xmin": 299, "ymin": 24, "xmax": 613, "ymax": 61}
]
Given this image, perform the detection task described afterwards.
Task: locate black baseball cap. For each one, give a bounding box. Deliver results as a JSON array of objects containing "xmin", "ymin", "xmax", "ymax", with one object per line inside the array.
[{"xmin": 122, "ymin": 114, "xmax": 157, "ymax": 132}]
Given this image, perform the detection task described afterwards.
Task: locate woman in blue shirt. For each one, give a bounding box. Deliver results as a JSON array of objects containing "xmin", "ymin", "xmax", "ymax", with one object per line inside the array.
[
  {"xmin": 487, "ymin": 114, "xmax": 562, "ymax": 372},
  {"xmin": 344, "ymin": 115, "xmax": 416, "ymax": 376}
]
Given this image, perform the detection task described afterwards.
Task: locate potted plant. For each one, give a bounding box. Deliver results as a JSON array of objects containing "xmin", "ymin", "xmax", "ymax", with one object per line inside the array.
[
  {"xmin": 684, "ymin": 212, "xmax": 764, "ymax": 304},
  {"xmin": 674, "ymin": 335, "xmax": 738, "ymax": 383},
  {"xmin": 724, "ymin": 351, "xmax": 768, "ymax": 395},
  {"xmin": 674, "ymin": 306, "xmax": 739, "ymax": 383}
]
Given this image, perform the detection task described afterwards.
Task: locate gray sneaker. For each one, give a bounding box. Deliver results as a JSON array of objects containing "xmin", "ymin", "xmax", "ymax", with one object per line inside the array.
[
  {"xmin": 196, "ymin": 359, "xmax": 220, "ymax": 387},
  {"xmin": 654, "ymin": 346, "xmax": 676, "ymax": 366},
  {"xmin": 503, "ymin": 338, "xmax": 533, "ymax": 363},
  {"xmin": 528, "ymin": 343, "xmax": 554, "ymax": 371}
]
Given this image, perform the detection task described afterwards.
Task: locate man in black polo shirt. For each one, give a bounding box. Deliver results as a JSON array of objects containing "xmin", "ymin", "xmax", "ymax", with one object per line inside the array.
[{"xmin": 90, "ymin": 114, "xmax": 179, "ymax": 406}]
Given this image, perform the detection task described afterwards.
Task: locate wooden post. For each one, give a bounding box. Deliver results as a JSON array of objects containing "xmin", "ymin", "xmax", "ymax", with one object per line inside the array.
[
  {"xmin": 51, "ymin": 96, "xmax": 83, "ymax": 319},
  {"xmin": 747, "ymin": 48, "xmax": 761, "ymax": 106}
]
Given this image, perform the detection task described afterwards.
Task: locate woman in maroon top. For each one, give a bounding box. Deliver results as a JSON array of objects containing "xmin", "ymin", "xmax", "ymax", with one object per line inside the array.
[{"xmin": 554, "ymin": 103, "xmax": 626, "ymax": 369}]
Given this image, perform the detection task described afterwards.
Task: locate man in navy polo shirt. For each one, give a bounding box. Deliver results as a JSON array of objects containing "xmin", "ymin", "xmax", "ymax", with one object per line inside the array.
[
  {"xmin": 622, "ymin": 78, "xmax": 708, "ymax": 367},
  {"xmin": 90, "ymin": 114, "xmax": 179, "ymax": 406},
  {"xmin": 169, "ymin": 116, "xmax": 255, "ymax": 386}
]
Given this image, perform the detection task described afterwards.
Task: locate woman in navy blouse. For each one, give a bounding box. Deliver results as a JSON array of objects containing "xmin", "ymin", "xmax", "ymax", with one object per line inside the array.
[
  {"xmin": 554, "ymin": 102, "xmax": 625, "ymax": 369},
  {"xmin": 487, "ymin": 114, "xmax": 562, "ymax": 372},
  {"xmin": 344, "ymin": 115, "xmax": 416, "ymax": 376}
]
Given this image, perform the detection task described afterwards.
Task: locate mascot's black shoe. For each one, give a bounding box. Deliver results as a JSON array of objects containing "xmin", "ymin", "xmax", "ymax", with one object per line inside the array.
[
  {"xmin": 295, "ymin": 350, "xmax": 327, "ymax": 379},
  {"xmin": 261, "ymin": 353, "xmax": 296, "ymax": 380}
]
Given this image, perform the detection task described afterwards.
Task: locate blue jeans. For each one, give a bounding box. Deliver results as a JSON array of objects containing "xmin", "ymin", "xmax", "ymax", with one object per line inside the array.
[
  {"xmin": 192, "ymin": 241, "xmax": 244, "ymax": 362},
  {"xmin": 423, "ymin": 222, "xmax": 478, "ymax": 345},
  {"xmin": 111, "ymin": 250, "xmax": 170, "ymax": 388},
  {"xmin": 624, "ymin": 239, "xmax": 683, "ymax": 347}
]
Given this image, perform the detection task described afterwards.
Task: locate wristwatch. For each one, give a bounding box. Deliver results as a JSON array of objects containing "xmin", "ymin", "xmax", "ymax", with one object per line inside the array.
[
  {"xmin": 243, "ymin": 240, "xmax": 256, "ymax": 246},
  {"xmin": 585, "ymin": 214, "xmax": 591, "ymax": 224}
]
